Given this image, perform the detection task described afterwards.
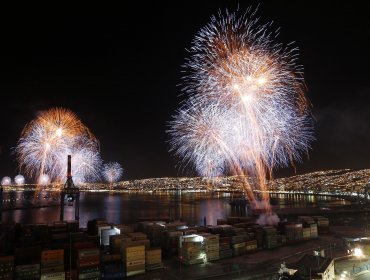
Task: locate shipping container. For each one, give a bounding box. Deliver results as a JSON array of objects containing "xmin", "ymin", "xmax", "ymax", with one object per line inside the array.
[
  {"xmin": 102, "ymin": 261, "xmax": 124, "ymax": 279},
  {"xmin": 303, "ymin": 227, "xmax": 311, "ymax": 240},
  {"xmin": 0, "ymin": 255, "xmax": 14, "ymax": 280},
  {"xmin": 15, "ymin": 263, "xmax": 40, "ymax": 280},
  {"xmin": 40, "ymin": 271, "xmax": 65, "ymax": 280},
  {"xmin": 121, "ymin": 245, "xmax": 145, "ymax": 277}
]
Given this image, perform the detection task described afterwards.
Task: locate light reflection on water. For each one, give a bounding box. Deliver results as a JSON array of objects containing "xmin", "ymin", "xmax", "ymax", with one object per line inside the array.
[{"xmin": 1, "ymin": 191, "xmax": 349, "ymax": 227}]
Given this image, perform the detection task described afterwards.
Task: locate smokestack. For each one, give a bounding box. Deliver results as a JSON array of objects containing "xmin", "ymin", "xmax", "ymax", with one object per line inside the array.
[{"xmin": 67, "ymin": 155, "xmax": 72, "ymax": 179}]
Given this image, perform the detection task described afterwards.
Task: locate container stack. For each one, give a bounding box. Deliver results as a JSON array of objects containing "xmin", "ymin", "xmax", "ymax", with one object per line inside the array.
[
  {"xmin": 263, "ymin": 227, "xmax": 277, "ymax": 249},
  {"xmin": 138, "ymin": 222, "xmax": 153, "ymax": 233},
  {"xmin": 202, "ymin": 234, "xmax": 219, "ymax": 261},
  {"xmin": 313, "ymin": 216, "xmax": 329, "ymax": 234},
  {"xmin": 252, "ymin": 225, "xmax": 264, "ymax": 248},
  {"xmin": 163, "ymin": 231, "xmax": 182, "ymax": 258},
  {"xmin": 110, "ymin": 235, "xmax": 132, "ymax": 254},
  {"xmin": 101, "ymin": 262, "xmax": 124, "ymax": 280},
  {"xmin": 206, "ymin": 225, "xmax": 223, "ymax": 235},
  {"xmin": 232, "ymin": 241, "xmax": 246, "ymax": 256},
  {"xmin": 284, "ymin": 224, "xmax": 295, "ymax": 244},
  {"xmin": 0, "ymin": 223, "xmax": 15, "ymax": 255},
  {"xmin": 50, "ymin": 222, "xmax": 68, "ymax": 242},
  {"xmin": 14, "ymin": 264, "xmax": 40, "ymax": 280},
  {"xmin": 146, "ymin": 224, "xmax": 165, "ymax": 247},
  {"xmin": 245, "ymin": 240, "xmax": 257, "ymax": 253},
  {"xmin": 302, "ymin": 227, "xmax": 311, "ymax": 240},
  {"xmin": 77, "ymin": 247, "xmax": 101, "ymax": 279},
  {"xmin": 276, "ymin": 235, "xmax": 286, "ymax": 247},
  {"xmin": 15, "ymin": 246, "xmax": 42, "ymax": 270},
  {"xmin": 179, "ymin": 241, "xmax": 203, "ymax": 265},
  {"xmin": 232, "ymin": 227, "xmax": 247, "ymax": 239},
  {"xmin": 245, "ymin": 228, "xmax": 255, "ymax": 241},
  {"xmin": 294, "ymin": 223, "xmax": 303, "ymax": 242},
  {"xmin": 310, "ymin": 223, "xmax": 318, "ymax": 238},
  {"xmin": 126, "ymin": 232, "xmax": 147, "ymax": 242},
  {"xmin": 219, "ymin": 225, "xmax": 233, "ymax": 235},
  {"xmin": 179, "ymin": 235, "xmax": 204, "ymax": 265},
  {"xmin": 219, "ymin": 237, "xmax": 232, "ymax": 259},
  {"xmin": 20, "ymin": 225, "xmax": 37, "ymax": 246},
  {"xmin": 101, "ymin": 253, "xmax": 124, "ymax": 280},
  {"xmin": 145, "ymin": 248, "xmax": 163, "ymax": 270},
  {"xmin": 86, "ymin": 218, "xmax": 106, "ymax": 236},
  {"xmin": 231, "ymin": 230, "xmax": 246, "ymax": 256},
  {"xmin": 0, "ymin": 256, "xmax": 14, "ymax": 280},
  {"xmin": 40, "ymin": 249, "xmax": 65, "ymax": 280},
  {"xmin": 114, "ymin": 224, "xmax": 134, "ymax": 235},
  {"xmin": 180, "ymin": 228, "xmax": 197, "ymax": 236},
  {"xmin": 121, "ymin": 245, "xmax": 145, "ymax": 277},
  {"xmin": 298, "ymin": 216, "xmax": 315, "ymax": 226},
  {"xmin": 165, "ymin": 222, "xmax": 187, "ymax": 231}
]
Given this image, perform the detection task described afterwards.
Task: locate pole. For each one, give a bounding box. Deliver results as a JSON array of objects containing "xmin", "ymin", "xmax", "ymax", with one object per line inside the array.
[
  {"xmin": 60, "ymin": 191, "xmax": 65, "ymax": 221},
  {"xmin": 75, "ymin": 194, "xmax": 80, "ymax": 221},
  {"xmin": 67, "ymin": 155, "xmax": 72, "ymax": 179},
  {"xmin": 69, "ymin": 231, "xmax": 72, "ymax": 280}
]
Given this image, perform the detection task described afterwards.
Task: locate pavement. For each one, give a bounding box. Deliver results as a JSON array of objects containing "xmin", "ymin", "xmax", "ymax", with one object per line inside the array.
[
  {"xmin": 131, "ymin": 234, "xmax": 347, "ymax": 280},
  {"xmin": 335, "ymin": 257, "xmax": 370, "ymax": 280}
]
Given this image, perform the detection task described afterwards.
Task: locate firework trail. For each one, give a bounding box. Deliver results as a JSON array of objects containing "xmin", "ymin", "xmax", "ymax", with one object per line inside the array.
[
  {"xmin": 102, "ymin": 162, "xmax": 123, "ymax": 185},
  {"xmin": 16, "ymin": 108, "xmax": 101, "ymax": 184},
  {"xmin": 14, "ymin": 175, "xmax": 25, "ymax": 185},
  {"xmin": 168, "ymin": 7, "xmax": 314, "ymax": 223}
]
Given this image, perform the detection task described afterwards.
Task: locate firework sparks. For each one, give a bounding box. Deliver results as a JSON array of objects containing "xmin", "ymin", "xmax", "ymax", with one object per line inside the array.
[
  {"xmin": 38, "ymin": 174, "xmax": 50, "ymax": 186},
  {"xmin": 14, "ymin": 175, "xmax": 25, "ymax": 185},
  {"xmin": 168, "ymin": 7, "xmax": 314, "ymax": 220},
  {"xmin": 102, "ymin": 162, "xmax": 123, "ymax": 184},
  {"xmin": 57, "ymin": 145, "xmax": 102, "ymax": 184},
  {"xmin": 1, "ymin": 176, "xmax": 11, "ymax": 186},
  {"xmin": 16, "ymin": 107, "xmax": 101, "ymax": 184}
]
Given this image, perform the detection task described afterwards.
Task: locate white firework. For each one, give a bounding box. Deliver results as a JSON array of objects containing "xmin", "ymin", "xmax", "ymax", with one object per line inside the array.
[
  {"xmin": 168, "ymin": 7, "xmax": 314, "ymax": 215},
  {"xmin": 1, "ymin": 176, "xmax": 11, "ymax": 186},
  {"xmin": 38, "ymin": 174, "xmax": 50, "ymax": 186},
  {"xmin": 102, "ymin": 162, "xmax": 123, "ymax": 184},
  {"xmin": 14, "ymin": 175, "xmax": 25, "ymax": 185},
  {"xmin": 15, "ymin": 108, "xmax": 101, "ymax": 184}
]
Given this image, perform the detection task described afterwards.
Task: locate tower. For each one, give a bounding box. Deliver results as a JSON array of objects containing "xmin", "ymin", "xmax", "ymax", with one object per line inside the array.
[{"xmin": 60, "ymin": 155, "xmax": 80, "ymax": 221}]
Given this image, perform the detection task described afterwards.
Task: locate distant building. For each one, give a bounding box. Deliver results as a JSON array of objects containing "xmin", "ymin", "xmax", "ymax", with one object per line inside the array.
[{"xmin": 287, "ymin": 253, "xmax": 335, "ymax": 280}]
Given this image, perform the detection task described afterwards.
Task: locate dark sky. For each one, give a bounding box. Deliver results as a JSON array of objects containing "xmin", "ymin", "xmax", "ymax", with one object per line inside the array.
[{"xmin": 0, "ymin": 1, "xmax": 370, "ymax": 180}]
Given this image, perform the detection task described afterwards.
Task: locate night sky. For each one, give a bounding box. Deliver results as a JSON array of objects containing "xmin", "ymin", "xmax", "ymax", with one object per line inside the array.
[{"xmin": 0, "ymin": 1, "xmax": 370, "ymax": 180}]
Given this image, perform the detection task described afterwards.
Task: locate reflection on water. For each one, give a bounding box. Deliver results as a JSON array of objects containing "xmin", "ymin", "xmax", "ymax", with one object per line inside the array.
[
  {"xmin": 1, "ymin": 191, "xmax": 350, "ymax": 227},
  {"xmin": 269, "ymin": 193, "xmax": 350, "ymax": 208}
]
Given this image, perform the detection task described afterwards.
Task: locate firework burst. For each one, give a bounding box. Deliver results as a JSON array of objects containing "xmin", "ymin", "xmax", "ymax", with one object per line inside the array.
[
  {"xmin": 14, "ymin": 175, "xmax": 25, "ymax": 185},
  {"xmin": 168, "ymin": 7, "xmax": 314, "ymax": 220},
  {"xmin": 102, "ymin": 162, "xmax": 123, "ymax": 184},
  {"xmin": 1, "ymin": 176, "xmax": 11, "ymax": 186},
  {"xmin": 16, "ymin": 107, "xmax": 101, "ymax": 184}
]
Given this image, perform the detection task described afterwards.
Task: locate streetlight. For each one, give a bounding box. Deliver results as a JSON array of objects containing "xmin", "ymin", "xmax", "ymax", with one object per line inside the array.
[
  {"xmin": 340, "ymin": 270, "xmax": 351, "ymax": 280},
  {"xmin": 353, "ymin": 248, "xmax": 364, "ymax": 258}
]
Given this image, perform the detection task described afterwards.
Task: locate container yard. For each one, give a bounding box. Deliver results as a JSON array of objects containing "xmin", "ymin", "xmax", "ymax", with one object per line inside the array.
[{"xmin": 0, "ymin": 215, "xmax": 330, "ymax": 279}]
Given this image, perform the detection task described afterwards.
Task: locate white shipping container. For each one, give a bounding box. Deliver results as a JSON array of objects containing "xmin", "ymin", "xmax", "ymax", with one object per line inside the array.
[{"xmin": 41, "ymin": 271, "xmax": 65, "ymax": 280}]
